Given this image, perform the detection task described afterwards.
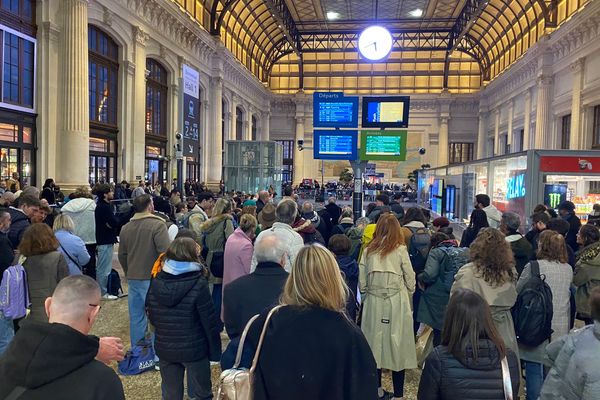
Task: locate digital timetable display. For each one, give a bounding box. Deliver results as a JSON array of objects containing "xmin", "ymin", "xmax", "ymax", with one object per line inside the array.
[
  {"xmin": 314, "ymin": 130, "xmax": 358, "ymax": 160},
  {"xmin": 313, "ymin": 92, "xmax": 359, "ymax": 128},
  {"xmin": 360, "ymin": 130, "xmax": 407, "ymax": 161},
  {"xmin": 362, "ymin": 96, "xmax": 410, "ymax": 128}
]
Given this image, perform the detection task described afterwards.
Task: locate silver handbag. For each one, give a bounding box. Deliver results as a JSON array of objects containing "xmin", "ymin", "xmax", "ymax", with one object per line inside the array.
[{"xmin": 216, "ymin": 305, "xmax": 282, "ymax": 400}]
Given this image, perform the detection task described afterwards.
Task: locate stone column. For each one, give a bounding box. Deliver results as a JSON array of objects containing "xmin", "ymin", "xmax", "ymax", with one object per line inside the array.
[
  {"xmin": 438, "ymin": 116, "xmax": 449, "ymax": 166},
  {"xmin": 132, "ymin": 26, "xmax": 148, "ymax": 180},
  {"xmin": 230, "ymin": 94, "xmax": 238, "ymax": 140},
  {"xmin": 201, "ymin": 101, "xmax": 210, "ymax": 182},
  {"xmin": 535, "ymin": 75, "xmax": 554, "ymax": 149},
  {"xmin": 523, "ymin": 89, "xmax": 532, "ymax": 150},
  {"xmin": 58, "ymin": 0, "xmax": 89, "ymax": 189},
  {"xmin": 208, "ymin": 76, "xmax": 223, "ymax": 184},
  {"xmin": 507, "ymin": 100, "xmax": 514, "ymax": 152},
  {"xmin": 246, "ymin": 108, "xmax": 253, "ymax": 140},
  {"xmin": 170, "ymin": 82, "xmax": 180, "ymax": 184},
  {"xmin": 570, "ymin": 58, "xmax": 585, "ymax": 150},
  {"xmin": 477, "ymin": 110, "xmax": 487, "ymax": 159},
  {"xmin": 493, "ymin": 109, "xmax": 500, "ymax": 155},
  {"xmin": 293, "ymin": 116, "xmax": 305, "ymax": 185},
  {"xmin": 262, "ymin": 110, "xmax": 271, "ymax": 140}
]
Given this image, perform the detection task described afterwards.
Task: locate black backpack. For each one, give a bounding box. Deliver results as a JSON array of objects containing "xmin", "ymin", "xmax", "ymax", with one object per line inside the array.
[
  {"xmin": 408, "ymin": 227, "xmax": 431, "ymax": 274},
  {"xmin": 107, "ymin": 269, "xmax": 123, "ymax": 297},
  {"xmin": 512, "ymin": 261, "xmax": 553, "ymax": 347}
]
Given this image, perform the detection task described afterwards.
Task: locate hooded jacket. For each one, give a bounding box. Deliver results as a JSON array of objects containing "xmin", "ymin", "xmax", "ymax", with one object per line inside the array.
[
  {"xmin": 60, "ymin": 198, "xmax": 96, "ymax": 244},
  {"xmin": 293, "ymin": 218, "xmax": 325, "ymax": 245},
  {"xmin": 418, "ymin": 340, "xmax": 520, "ymax": 400},
  {"xmin": 7, "ymin": 207, "xmax": 30, "ymax": 248},
  {"xmin": 0, "ymin": 320, "xmax": 124, "ymax": 400},
  {"xmin": 336, "ymin": 255, "xmax": 359, "ymax": 320},
  {"xmin": 482, "ymin": 204, "xmax": 502, "ymax": 229},
  {"xmin": 200, "ymin": 214, "xmax": 235, "ymax": 280},
  {"xmin": 574, "ymin": 241, "xmax": 600, "ymax": 318},
  {"xmin": 146, "ymin": 267, "xmax": 221, "ymax": 363}
]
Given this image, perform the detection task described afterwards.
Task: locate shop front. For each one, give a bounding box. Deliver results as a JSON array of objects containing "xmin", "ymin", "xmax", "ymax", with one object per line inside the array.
[{"xmin": 418, "ymin": 150, "xmax": 600, "ymax": 228}]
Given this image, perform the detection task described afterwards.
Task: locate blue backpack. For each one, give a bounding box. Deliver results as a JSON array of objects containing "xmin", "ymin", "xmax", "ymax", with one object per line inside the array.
[
  {"xmin": 118, "ymin": 337, "xmax": 156, "ymax": 375},
  {"xmin": 0, "ymin": 263, "xmax": 29, "ymax": 319}
]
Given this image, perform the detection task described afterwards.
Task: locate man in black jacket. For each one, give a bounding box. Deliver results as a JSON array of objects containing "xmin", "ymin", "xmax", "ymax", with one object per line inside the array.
[
  {"xmin": 94, "ymin": 184, "xmax": 120, "ymax": 300},
  {"xmin": 221, "ymin": 232, "xmax": 289, "ymax": 368},
  {"xmin": 7, "ymin": 194, "xmax": 39, "ymax": 248},
  {"xmin": 0, "ymin": 275, "xmax": 125, "ymax": 400},
  {"xmin": 558, "ymin": 200, "xmax": 582, "ymax": 252}
]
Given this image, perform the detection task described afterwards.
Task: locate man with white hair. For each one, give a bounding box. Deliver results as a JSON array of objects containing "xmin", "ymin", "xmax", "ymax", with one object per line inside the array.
[
  {"xmin": 221, "ymin": 232, "xmax": 289, "ymax": 369},
  {"xmin": 250, "ymin": 198, "xmax": 304, "ymax": 272},
  {"xmin": 256, "ymin": 190, "xmax": 270, "ymax": 215},
  {"xmin": 0, "ymin": 275, "xmax": 125, "ymax": 399}
]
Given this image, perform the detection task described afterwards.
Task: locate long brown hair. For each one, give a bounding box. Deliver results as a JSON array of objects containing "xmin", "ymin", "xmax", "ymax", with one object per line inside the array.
[
  {"xmin": 367, "ymin": 214, "xmax": 405, "ymax": 257},
  {"xmin": 18, "ymin": 223, "xmax": 59, "ymax": 256},
  {"xmin": 537, "ymin": 230, "xmax": 568, "ymax": 263},
  {"xmin": 470, "ymin": 228, "xmax": 516, "ymax": 287},
  {"xmin": 282, "ymin": 245, "xmax": 348, "ymax": 312},
  {"xmin": 442, "ymin": 288, "xmax": 506, "ymax": 361}
]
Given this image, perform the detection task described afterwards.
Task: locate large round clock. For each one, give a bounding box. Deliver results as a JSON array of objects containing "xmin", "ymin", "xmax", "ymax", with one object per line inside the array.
[{"xmin": 358, "ymin": 26, "xmax": 393, "ymax": 61}]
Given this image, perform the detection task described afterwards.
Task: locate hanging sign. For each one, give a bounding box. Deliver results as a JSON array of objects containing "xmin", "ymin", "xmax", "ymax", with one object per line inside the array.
[{"xmin": 182, "ymin": 64, "xmax": 200, "ymax": 157}]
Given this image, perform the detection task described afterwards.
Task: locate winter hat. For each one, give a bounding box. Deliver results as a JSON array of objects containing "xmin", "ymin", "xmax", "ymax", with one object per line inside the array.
[{"xmin": 258, "ymin": 203, "xmax": 276, "ymax": 229}]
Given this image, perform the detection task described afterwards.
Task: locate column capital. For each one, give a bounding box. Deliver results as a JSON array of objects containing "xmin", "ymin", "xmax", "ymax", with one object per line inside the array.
[
  {"xmin": 42, "ymin": 21, "xmax": 60, "ymax": 42},
  {"xmin": 124, "ymin": 60, "xmax": 135, "ymax": 76},
  {"xmin": 295, "ymin": 116, "xmax": 305, "ymax": 125},
  {"xmin": 537, "ymin": 75, "xmax": 553, "ymax": 86},
  {"xmin": 171, "ymin": 83, "xmax": 179, "ymax": 96},
  {"xmin": 439, "ymin": 116, "xmax": 450, "ymax": 125},
  {"xmin": 211, "ymin": 76, "xmax": 223, "ymax": 87},
  {"xmin": 570, "ymin": 57, "xmax": 585, "ymax": 73},
  {"xmin": 525, "ymin": 88, "xmax": 532, "ymax": 101},
  {"xmin": 133, "ymin": 26, "xmax": 149, "ymax": 46}
]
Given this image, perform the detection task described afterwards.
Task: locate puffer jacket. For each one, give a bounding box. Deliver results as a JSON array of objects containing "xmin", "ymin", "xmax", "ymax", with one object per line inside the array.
[
  {"xmin": 505, "ymin": 234, "xmax": 533, "ymax": 276},
  {"xmin": 418, "ymin": 340, "xmax": 520, "ymax": 400},
  {"xmin": 60, "ymin": 198, "xmax": 96, "ymax": 244},
  {"xmin": 539, "ymin": 322, "xmax": 600, "ymax": 399},
  {"xmin": 574, "ymin": 241, "xmax": 600, "ymax": 318},
  {"xmin": 146, "ymin": 267, "xmax": 221, "ymax": 363}
]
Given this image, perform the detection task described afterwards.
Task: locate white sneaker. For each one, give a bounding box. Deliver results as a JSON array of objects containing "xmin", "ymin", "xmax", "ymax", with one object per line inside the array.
[{"xmin": 102, "ymin": 294, "xmax": 118, "ymax": 300}]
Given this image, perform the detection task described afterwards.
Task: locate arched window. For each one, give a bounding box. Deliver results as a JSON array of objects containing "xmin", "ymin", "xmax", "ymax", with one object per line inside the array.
[
  {"xmin": 251, "ymin": 115, "xmax": 257, "ymax": 141},
  {"xmin": 145, "ymin": 59, "xmax": 168, "ymax": 137},
  {"xmin": 88, "ymin": 25, "xmax": 118, "ymax": 127},
  {"xmin": 88, "ymin": 25, "xmax": 118, "ymax": 184},
  {"xmin": 235, "ymin": 107, "xmax": 243, "ymax": 141}
]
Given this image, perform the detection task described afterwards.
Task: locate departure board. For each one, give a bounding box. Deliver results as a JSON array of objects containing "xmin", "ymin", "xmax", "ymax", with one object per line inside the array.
[
  {"xmin": 313, "ymin": 92, "xmax": 359, "ymax": 128},
  {"xmin": 360, "ymin": 130, "xmax": 407, "ymax": 161},
  {"xmin": 314, "ymin": 130, "xmax": 358, "ymax": 160}
]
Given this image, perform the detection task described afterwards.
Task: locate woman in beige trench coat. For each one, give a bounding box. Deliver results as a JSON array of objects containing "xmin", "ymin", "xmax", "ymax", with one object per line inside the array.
[{"xmin": 360, "ymin": 214, "xmax": 417, "ymax": 400}]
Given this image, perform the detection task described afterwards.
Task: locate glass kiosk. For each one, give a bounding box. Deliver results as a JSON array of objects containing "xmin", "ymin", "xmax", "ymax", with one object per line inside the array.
[{"xmin": 223, "ymin": 141, "xmax": 283, "ymax": 196}]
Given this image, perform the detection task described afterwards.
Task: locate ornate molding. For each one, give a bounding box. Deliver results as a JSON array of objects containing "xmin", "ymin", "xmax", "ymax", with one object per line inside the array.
[
  {"xmin": 409, "ymin": 100, "xmax": 437, "ymax": 111},
  {"xmin": 124, "ymin": 60, "xmax": 135, "ymax": 76},
  {"xmin": 103, "ymin": 6, "xmax": 113, "ymax": 27},
  {"xmin": 537, "ymin": 75, "xmax": 554, "ymax": 86},
  {"xmin": 570, "ymin": 57, "xmax": 585, "ymax": 73},
  {"xmin": 133, "ymin": 26, "xmax": 149, "ymax": 46},
  {"xmin": 42, "ymin": 21, "xmax": 60, "ymax": 42}
]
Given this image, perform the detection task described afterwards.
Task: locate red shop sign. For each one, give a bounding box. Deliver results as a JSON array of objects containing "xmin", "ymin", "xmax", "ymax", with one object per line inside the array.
[{"xmin": 539, "ymin": 156, "xmax": 600, "ymax": 173}]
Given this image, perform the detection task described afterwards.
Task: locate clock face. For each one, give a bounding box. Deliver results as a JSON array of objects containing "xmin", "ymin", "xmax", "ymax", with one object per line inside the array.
[{"xmin": 358, "ymin": 26, "xmax": 393, "ymax": 61}]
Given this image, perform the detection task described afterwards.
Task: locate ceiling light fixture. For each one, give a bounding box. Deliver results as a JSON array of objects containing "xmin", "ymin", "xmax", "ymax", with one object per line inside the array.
[
  {"xmin": 326, "ymin": 11, "xmax": 340, "ymax": 20},
  {"xmin": 409, "ymin": 8, "xmax": 423, "ymax": 18}
]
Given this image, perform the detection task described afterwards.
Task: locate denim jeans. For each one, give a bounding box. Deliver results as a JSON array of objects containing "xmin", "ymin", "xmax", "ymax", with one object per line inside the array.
[
  {"xmin": 524, "ymin": 360, "xmax": 545, "ymax": 400},
  {"xmin": 96, "ymin": 244, "xmax": 114, "ymax": 296},
  {"xmin": 160, "ymin": 358, "xmax": 212, "ymax": 400},
  {"xmin": 128, "ymin": 279, "xmax": 151, "ymax": 345},
  {"xmin": 0, "ymin": 311, "xmax": 14, "ymax": 356}
]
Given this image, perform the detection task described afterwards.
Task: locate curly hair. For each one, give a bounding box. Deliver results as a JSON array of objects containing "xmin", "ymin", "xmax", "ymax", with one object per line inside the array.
[{"xmin": 469, "ymin": 228, "xmax": 517, "ymax": 287}]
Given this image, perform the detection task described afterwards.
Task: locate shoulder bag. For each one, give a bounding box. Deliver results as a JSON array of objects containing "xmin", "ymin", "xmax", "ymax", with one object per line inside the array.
[
  {"xmin": 500, "ymin": 356, "xmax": 514, "ymax": 400},
  {"xmin": 217, "ymin": 305, "xmax": 283, "ymax": 400}
]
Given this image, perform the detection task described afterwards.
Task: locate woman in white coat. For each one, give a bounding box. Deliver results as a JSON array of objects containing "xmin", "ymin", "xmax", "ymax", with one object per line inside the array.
[{"xmin": 360, "ymin": 213, "xmax": 417, "ymax": 400}]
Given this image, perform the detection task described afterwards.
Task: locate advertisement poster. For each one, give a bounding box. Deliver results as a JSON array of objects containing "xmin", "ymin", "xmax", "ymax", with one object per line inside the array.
[
  {"xmin": 182, "ymin": 64, "xmax": 200, "ymax": 157},
  {"xmin": 544, "ymin": 183, "xmax": 568, "ymax": 210}
]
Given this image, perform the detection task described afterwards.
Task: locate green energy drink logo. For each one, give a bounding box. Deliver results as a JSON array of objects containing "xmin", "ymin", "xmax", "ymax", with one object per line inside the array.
[{"xmin": 548, "ymin": 193, "xmax": 562, "ymax": 209}]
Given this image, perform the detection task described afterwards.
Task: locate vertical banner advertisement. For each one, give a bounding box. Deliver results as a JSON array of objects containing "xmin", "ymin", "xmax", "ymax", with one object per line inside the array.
[{"xmin": 182, "ymin": 64, "xmax": 200, "ymax": 157}]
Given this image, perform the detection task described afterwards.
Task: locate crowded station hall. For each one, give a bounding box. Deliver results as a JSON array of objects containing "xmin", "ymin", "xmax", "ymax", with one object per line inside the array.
[{"xmin": 1, "ymin": 0, "xmax": 600, "ymax": 399}]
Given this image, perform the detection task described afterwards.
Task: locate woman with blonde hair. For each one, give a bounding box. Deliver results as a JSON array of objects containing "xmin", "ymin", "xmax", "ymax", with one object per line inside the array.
[
  {"xmin": 246, "ymin": 245, "xmax": 378, "ymax": 400},
  {"xmin": 451, "ymin": 228, "xmax": 519, "ymax": 358},
  {"xmin": 53, "ymin": 214, "xmax": 90, "ymax": 275},
  {"xmin": 360, "ymin": 213, "xmax": 417, "ymax": 400}
]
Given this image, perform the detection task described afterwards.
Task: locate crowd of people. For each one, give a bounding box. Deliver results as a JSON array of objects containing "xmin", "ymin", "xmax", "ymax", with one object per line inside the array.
[{"xmin": 0, "ymin": 178, "xmax": 598, "ymax": 399}]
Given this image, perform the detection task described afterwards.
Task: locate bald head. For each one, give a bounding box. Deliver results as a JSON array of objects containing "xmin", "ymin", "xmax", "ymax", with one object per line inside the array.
[
  {"xmin": 255, "ymin": 232, "xmax": 287, "ymax": 266},
  {"xmin": 258, "ymin": 190, "xmax": 269, "ymax": 202},
  {"xmin": 45, "ymin": 275, "xmax": 101, "ymax": 335}
]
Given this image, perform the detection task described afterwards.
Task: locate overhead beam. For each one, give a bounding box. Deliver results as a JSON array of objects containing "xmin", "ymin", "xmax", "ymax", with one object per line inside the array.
[{"xmin": 450, "ymin": 0, "xmax": 489, "ymax": 53}]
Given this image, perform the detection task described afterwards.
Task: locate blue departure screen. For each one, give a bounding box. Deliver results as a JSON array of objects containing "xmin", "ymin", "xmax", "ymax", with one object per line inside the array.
[
  {"xmin": 313, "ymin": 92, "xmax": 359, "ymax": 128},
  {"xmin": 314, "ymin": 130, "xmax": 358, "ymax": 160}
]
